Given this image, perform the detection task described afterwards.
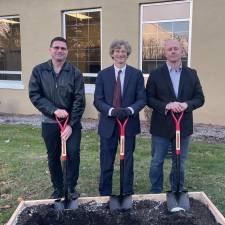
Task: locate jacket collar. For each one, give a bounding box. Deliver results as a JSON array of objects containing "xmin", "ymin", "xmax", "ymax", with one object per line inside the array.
[
  {"xmin": 44, "ymin": 60, "xmax": 70, "ymax": 72},
  {"xmin": 162, "ymin": 63, "xmax": 187, "ymax": 99},
  {"xmin": 123, "ymin": 65, "xmax": 131, "ymax": 95},
  {"xmin": 109, "ymin": 64, "xmax": 131, "ymax": 95},
  {"xmin": 162, "ymin": 63, "xmax": 176, "ymax": 98}
]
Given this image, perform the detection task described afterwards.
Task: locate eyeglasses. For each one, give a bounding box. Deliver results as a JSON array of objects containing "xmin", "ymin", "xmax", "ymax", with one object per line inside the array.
[{"xmin": 51, "ymin": 46, "xmax": 67, "ymax": 51}]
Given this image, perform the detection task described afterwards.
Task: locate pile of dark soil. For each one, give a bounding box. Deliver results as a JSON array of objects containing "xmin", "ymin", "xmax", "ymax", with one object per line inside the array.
[{"xmin": 15, "ymin": 198, "xmax": 221, "ymax": 225}]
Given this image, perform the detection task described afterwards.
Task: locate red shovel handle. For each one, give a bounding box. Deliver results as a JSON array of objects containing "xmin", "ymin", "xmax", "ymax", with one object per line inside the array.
[
  {"xmin": 171, "ymin": 112, "xmax": 184, "ymax": 155},
  {"xmin": 55, "ymin": 116, "xmax": 69, "ymax": 132},
  {"xmin": 55, "ymin": 115, "xmax": 69, "ymax": 161},
  {"xmin": 116, "ymin": 118, "xmax": 128, "ymax": 160}
]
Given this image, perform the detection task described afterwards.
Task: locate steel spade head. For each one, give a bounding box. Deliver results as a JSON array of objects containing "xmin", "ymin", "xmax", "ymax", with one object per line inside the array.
[
  {"xmin": 54, "ymin": 198, "xmax": 78, "ymax": 211},
  {"xmin": 109, "ymin": 194, "xmax": 132, "ymax": 211},
  {"xmin": 166, "ymin": 191, "xmax": 190, "ymax": 212}
]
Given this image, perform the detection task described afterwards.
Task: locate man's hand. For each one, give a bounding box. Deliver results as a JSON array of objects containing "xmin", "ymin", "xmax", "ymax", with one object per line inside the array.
[
  {"xmin": 111, "ymin": 108, "xmax": 122, "ymax": 118},
  {"xmin": 179, "ymin": 102, "xmax": 188, "ymax": 111},
  {"xmin": 54, "ymin": 109, "xmax": 68, "ymax": 118},
  {"xmin": 123, "ymin": 108, "xmax": 132, "ymax": 117},
  {"xmin": 61, "ymin": 125, "xmax": 72, "ymax": 141},
  {"xmin": 111, "ymin": 108, "xmax": 126, "ymax": 120},
  {"xmin": 111, "ymin": 107, "xmax": 132, "ymax": 120},
  {"xmin": 166, "ymin": 102, "xmax": 188, "ymax": 113}
]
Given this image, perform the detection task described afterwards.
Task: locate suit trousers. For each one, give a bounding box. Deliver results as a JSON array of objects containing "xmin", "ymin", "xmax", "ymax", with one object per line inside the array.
[
  {"xmin": 149, "ymin": 135, "xmax": 190, "ymax": 193},
  {"xmin": 42, "ymin": 123, "xmax": 81, "ymax": 191},
  {"xmin": 99, "ymin": 125, "xmax": 136, "ymax": 196}
]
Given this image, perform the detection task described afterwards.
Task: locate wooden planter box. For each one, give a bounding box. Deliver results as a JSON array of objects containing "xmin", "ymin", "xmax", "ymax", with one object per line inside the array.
[{"xmin": 7, "ymin": 192, "xmax": 225, "ymax": 225}]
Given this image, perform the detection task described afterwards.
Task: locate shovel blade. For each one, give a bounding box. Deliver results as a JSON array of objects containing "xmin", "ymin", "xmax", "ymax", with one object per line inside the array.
[
  {"xmin": 66, "ymin": 199, "xmax": 78, "ymax": 210},
  {"xmin": 109, "ymin": 195, "xmax": 132, "ymax": 211},
  {"xmin": 54, "ymin": 199, "xmax": 65, "ymax": 211},
  {"xmin": 166, "ymin": 191, "xmax": 190, "ymax": 212},
  {"xmin": 54, "ymin": 198, "xmax": 78, "ymax": 211}
]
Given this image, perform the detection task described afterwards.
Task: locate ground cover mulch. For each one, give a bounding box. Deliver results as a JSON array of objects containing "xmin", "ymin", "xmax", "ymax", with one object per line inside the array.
[
  {"xmin": 1, "ymin": 113, "xmax": 225, "ymax": 144},
  {"xmin": 15, "ymin": 198, "xmax": 221, "ymax": 225}
]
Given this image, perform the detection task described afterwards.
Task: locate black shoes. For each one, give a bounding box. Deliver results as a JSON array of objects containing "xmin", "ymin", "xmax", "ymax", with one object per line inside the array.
[{"xmin": 51, "ymin": 188, "xmax": 63, "ymax": 199}]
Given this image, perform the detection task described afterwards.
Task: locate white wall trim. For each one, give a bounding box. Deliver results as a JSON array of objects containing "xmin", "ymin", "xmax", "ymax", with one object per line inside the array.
[
  {"xmin": 0, "ymin": 80, "xmax": 24, "ymax": 89},
  {"xmin": 142, "ymin": 18, "xmax": 189, "ymax": 24},
  {"xmin": 85, "ymin": 84, "xmax": 95, "ymax": 94},
  {"xmin": 141, "ymin": 0, "xmax": 191, "ymax": 8}
]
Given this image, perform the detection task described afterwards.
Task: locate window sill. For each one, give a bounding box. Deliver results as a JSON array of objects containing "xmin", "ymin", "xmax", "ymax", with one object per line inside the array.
[
  {"xmin": 0, "ymin": 80, "xmax": 24, "ymax": 89},
  {"xmin": 85, "ymin": 84, "xmax": 95, "ymax": 94},
  {"xmin": 0, "ymin": 82, "xmax": 94, "ymax": 93}
]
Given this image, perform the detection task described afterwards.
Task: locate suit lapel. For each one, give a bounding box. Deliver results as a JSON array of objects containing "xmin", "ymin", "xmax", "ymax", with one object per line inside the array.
[
  {"xmin": 177, "ymin": 66, "xmax": 187, "ymax": 99},
  {"xmin": 162, "ymin": 64, "xmax": 176, "ymax": 99},
  {"xmin": 108, "ymin": 65, "xmax": 116, "ymax": 95},
  {"xmin": 123, "ymin": 65, "xmax": 131, "ymax": 97}
]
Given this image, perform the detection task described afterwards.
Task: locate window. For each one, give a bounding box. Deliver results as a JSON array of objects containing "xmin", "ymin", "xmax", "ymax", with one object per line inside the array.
[
  {"xmin": 63, "ymin": 9, "xmax": 101, "ymax": 91},
  {"xmin": 0, "ymin": 16, "xmax": 21, "ymax": 83},
  {"xmin": 140, "ymin": 1, "xmax": 192, "ymax": 74}
]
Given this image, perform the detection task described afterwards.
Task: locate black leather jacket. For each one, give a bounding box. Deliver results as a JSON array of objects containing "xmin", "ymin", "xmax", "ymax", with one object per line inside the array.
[{"xmin": 29, "ymin": 60, "xmax": 85, "ymax": 127}]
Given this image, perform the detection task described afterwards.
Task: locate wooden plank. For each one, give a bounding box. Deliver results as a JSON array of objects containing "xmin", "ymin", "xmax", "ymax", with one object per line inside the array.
[
  {"xmin": 191, "ymin": 192, "xmax": 225, "ymax": 225},
  {"xmin": 6, "ymin": 201, "xmax": 25, "ymax": 225},
  {"xmin": 6, "ymin": 192, "xmax": 225, "ymax": 225}
]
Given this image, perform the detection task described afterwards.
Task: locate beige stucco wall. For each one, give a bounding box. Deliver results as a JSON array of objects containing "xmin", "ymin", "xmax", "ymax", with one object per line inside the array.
[
  {"xmin": 0, "ymin": 0, "xmax": 225, "ymax": 125},
  {"xmin": 191, "ymin": 0, "xmax": 225, "ymax": 125}
]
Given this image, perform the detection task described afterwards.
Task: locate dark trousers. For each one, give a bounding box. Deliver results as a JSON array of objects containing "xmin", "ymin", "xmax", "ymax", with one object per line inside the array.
[
  {"xmin": 99, "ymin": 126, "xmax": 136, "ymax": 196},
  {"xmin": 42, "ymin": 123, "xmax": 81, "ymax": 191}
]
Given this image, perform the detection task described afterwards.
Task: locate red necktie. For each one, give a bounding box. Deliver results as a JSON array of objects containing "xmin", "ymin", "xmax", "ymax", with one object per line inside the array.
[{"xmin": 113, "ymin": 70, "xmax": 122, "ymax": 108}]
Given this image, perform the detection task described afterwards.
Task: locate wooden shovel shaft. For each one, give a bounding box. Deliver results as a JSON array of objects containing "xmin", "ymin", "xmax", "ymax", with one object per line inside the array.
[
  {"xmin": 119, "ymin": 135, "xmax": 125, "ymax": 160},
  {"xmin": 61, "ymin": 139, "xmax": 67, "ymax": 161}
]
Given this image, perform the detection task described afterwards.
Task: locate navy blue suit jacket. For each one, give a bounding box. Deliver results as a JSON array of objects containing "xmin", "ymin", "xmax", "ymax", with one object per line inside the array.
[
  {"xmin": 94, "ymin": 65, "xmax": 146, "ymax": 138},
  {"xmin": 146, "ymin": 64, "xmax": 205, "ymax": 138}
]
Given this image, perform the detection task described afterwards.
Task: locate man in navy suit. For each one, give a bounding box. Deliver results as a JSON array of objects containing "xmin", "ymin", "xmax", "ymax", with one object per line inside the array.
[
  {"xmin": 146, "ymin": 39, "xmax": 205, "ymax": 193},
  {"xmin": 94, "ymin": 40, "xmax": 146, "ymax": 196}
]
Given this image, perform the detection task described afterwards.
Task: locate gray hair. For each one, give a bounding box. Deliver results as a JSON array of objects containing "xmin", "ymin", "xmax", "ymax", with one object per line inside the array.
[{"xmin": 109, "ymin": 40, "xmax": 132, "ymax": 58}]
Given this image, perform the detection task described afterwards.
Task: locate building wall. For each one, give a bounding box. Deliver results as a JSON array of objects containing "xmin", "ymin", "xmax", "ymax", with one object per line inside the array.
[
  {"xmin": 0, "ymin": 0, "xmax": 225, "ymax": 124},
  {"xmin": 191, "ymin": 0, "xmax": 225, "ymax": 124}
]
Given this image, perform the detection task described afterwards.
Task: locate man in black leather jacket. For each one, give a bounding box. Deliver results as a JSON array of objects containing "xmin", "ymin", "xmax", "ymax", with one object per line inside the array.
[{"xmin": 29, "ymin": 37, "xmax": 85, "ymax": 199}]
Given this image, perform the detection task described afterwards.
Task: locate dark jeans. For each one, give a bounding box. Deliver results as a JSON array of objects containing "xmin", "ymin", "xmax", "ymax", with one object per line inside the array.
[
  {"xmin": 149, "ymin": 135, "xmax": 190, "ymax": 193},
  {"xmin": 42, "ymin": 123, "xmax": 81, "ymax": 191},
  {"xmin": 99, "ymin": 126, "xmax": 136, "ymax": 196}
]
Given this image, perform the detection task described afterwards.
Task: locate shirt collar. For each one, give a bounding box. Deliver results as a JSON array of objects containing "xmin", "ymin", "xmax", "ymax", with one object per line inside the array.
[
  {"xmin": 114, "ymin": 64, "xmax": 126, "ymax": 74},
  {"xmin": 47, "ymin": 60, "xmax": 70, "ymax": 72},
  {"xmin": 166, "ymin": 62, "xmax": 182, "ymax": 72}
]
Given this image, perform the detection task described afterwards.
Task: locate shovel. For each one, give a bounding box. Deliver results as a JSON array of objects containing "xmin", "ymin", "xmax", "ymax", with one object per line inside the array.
[
  {"xmin": 54, "ymin": 115, "xmax": 78, "ymax": 210},
  {"xmin": 109, "ymin": 117, "xmax": 132, "ymax": 211},
  {"xmin": 166, "ymin": 111, "xmax": 190, "ymax": 212}
]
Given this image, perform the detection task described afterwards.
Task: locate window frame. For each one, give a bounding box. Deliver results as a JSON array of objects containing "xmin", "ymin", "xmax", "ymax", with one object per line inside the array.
[
  {"xmin": 0, "ymin": 15, "xmax": 23, "ymax": 89},
  {"xmin": 140, "ymin": 0, "xmax": 193, "ymax": 77},
  {"xmin": 62, "ymin": 8, "xmax": 102, "ymax": 94}
]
